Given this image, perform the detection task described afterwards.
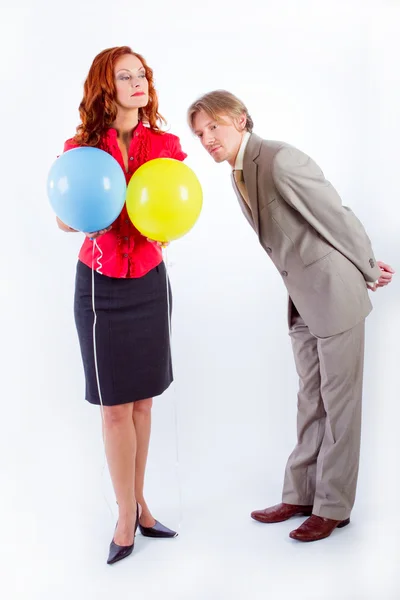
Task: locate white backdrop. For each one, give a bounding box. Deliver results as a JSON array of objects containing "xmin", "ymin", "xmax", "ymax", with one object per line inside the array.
[{"xmin": 1, "ymin": 1, "xmax": 400, "ymax": 598}]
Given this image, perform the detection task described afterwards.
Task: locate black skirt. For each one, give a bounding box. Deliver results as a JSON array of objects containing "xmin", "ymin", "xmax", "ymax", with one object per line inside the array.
[{"xmin": 74, "ymin": 260, "xmax": 173, "ymax": 406}]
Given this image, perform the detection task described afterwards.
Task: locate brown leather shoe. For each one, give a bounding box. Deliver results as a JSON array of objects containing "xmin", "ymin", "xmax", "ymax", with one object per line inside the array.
[
  {"xmin": 289, "ymin": 514, "xmax": 350, "ymax": 542},
  {"xmin": 251, "ymin": 503, "xmax": 313, "ymax": 523}
]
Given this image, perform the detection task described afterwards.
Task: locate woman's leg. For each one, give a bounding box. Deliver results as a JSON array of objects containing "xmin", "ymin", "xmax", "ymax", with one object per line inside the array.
[
  {"xmin": 132, "ymin": 398, "xmax": 156, "ymax": 527},
  {"xmin": 102, "ymin": 403, "xmax": 137, "ymax": 545}
]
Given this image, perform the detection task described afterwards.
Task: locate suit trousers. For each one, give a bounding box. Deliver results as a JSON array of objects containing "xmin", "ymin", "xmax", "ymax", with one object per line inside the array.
[{"xmin": 282, "ymin": 304, "xmax": 365, "ymax": 521}]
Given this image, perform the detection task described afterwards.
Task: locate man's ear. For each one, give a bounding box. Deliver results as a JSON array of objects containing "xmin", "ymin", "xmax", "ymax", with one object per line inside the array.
[{"xmin": 235, "ymin": 112, "xmax": 247, "ymax": 131}]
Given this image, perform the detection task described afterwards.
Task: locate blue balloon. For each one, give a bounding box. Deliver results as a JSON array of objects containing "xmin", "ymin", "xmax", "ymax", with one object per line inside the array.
[{"xmin": 47, "ymin": 147, "xmax": 126, "ymax": 232}]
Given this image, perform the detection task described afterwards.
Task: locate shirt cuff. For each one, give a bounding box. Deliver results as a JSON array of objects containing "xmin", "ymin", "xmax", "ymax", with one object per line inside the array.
[{"xmin": 366, "ymin": 280, "xmax": 378, "ymax": 288}]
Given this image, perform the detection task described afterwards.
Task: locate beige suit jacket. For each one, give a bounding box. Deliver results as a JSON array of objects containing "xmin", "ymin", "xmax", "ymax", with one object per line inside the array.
[{"xmin": 231, "ymin": 134, "xmax": 381, "ymax": 337}]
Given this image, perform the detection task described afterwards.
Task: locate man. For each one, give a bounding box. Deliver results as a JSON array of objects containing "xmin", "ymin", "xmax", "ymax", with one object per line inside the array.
[{"xmin": 187, "ymin": 90, "xmax": 395, "ymax": 542}]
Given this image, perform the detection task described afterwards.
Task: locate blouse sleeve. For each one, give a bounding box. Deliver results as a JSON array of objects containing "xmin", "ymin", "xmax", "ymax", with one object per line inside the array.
[
  {"xmin": 168, "ymin": 134, "xmax": 187, "ymax": 161},
  {"xmin": 63, "ymin": 138, "xmax": 79, "ymax": 152}
]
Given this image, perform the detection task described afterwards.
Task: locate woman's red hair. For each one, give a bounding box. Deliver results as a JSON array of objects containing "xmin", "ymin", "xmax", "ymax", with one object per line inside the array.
[{"xmin": 74, "ymin": 46, "xmax": 166, "ymax": 147}]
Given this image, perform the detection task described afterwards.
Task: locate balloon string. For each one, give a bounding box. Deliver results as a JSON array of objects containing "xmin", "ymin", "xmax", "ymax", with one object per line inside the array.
[
  {"xmin": 90, "ymin": 240, "xmax": 182, "ymax": 527},
  {"xmin": 94, "ymin": 239, "xmax": 104, "ymax": 274},
  {"xmin": 91, "ymin": 240, "xmax": 115, "ymax": 520},
  {"xmin": 163, "ymin": 246, "xmax": 183, "ymax": 531}
]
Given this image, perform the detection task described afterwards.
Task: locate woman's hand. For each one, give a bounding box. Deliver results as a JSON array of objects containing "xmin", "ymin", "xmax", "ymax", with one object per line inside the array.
[
  {"xmin": 84, "ymin": 226, "xmax": 112, "ymax": 240},
  {"xmin": 56, "ymin": 216, "xmax": 77, "ymax": 232},
  {"xmin": 147, "ymin": 238, "xmax": 170, "ymax": 248}
]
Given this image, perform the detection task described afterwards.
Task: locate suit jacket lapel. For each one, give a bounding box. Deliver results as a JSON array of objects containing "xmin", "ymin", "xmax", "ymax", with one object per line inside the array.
[{"xmin": 242, "ymin": 133, "xmax": 262, "ymax": 235}]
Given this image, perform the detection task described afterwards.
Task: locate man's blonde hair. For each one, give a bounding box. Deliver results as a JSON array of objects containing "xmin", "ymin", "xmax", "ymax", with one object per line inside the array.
[{"xmin": 187, "ymin": 90, "xmax": 254, "ymax": 133}]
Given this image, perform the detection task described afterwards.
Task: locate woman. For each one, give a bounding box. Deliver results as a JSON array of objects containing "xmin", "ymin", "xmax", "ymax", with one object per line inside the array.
[{"xmin": 57, "ymin": 46, "xmax": 186, "ymax": 565}]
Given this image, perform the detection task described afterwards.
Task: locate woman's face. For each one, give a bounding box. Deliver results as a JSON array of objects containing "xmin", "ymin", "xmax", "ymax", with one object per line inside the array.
[{"xmin": 114, "ymin": 54, "xmax": 149, "ymax": 110}]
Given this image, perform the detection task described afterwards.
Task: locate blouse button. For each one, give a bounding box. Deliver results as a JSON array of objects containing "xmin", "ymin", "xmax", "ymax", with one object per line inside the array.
[
  {"xmin": 129, "ymin": 156, "xmax": 134, "ymax": 161},
  {"xmin": 123, "ymin": 253, "xmax": 128, "ymax": 258},
  {"xmin": 124, "ymin": 236, "xmax": 129, "ymax": 241}
]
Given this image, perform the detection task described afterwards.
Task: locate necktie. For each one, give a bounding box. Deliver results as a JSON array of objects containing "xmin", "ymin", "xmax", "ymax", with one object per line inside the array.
[{"xmin": 233, "ymin": 169, "xmax": 250, "ymax": 208}]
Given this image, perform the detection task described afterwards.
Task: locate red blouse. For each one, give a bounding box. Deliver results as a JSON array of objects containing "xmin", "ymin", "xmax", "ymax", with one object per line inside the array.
[{"xmin": 63, "ymin": 121, "xmax": 187, "ymax": 278}]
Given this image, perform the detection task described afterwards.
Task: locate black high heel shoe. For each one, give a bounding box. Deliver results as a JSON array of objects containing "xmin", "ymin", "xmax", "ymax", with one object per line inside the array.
[
  {"xmin": 107, "ymin": 503, "xmax": 139, "ymax": 565},
  {"xmin": 139, "ymin": 519, "xmax": 178, "ymax": 539}
]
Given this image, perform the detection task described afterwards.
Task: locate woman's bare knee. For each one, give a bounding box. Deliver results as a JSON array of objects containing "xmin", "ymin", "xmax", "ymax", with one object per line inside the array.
[
  {"xmin": 133, "ymin": 398, "xmax": 153, "ymax": 416},
  {"xmin": 103, "ymin": 403, "xmax": 134, "ymax": 427}
]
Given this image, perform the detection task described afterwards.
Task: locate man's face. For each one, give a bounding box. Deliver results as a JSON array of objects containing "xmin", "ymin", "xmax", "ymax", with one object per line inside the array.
[{"xmin": 192, "ymin": 109, "xmax": 247, "ymax": 167}]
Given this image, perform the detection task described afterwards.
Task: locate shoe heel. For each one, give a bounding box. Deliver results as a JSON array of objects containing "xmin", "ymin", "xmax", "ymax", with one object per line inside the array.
[
  {"xmin": 337, "ymin": 518, "xmax": 350, "ymax": 528},
  {"xmin": 134, "ymin": 503, "xmax": 139, "ymax": 534}
]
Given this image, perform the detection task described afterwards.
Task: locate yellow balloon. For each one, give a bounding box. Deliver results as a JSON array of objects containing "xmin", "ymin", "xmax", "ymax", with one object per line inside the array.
[{"xmin": 126, "ymin": 158, "xmax": 203, "ymax": 242}]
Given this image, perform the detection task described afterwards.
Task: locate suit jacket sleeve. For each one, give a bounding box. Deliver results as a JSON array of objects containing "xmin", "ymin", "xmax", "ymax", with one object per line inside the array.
[{"xmin": 271, "ymin": 146, "xmax": 381, "ymax": 283}]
